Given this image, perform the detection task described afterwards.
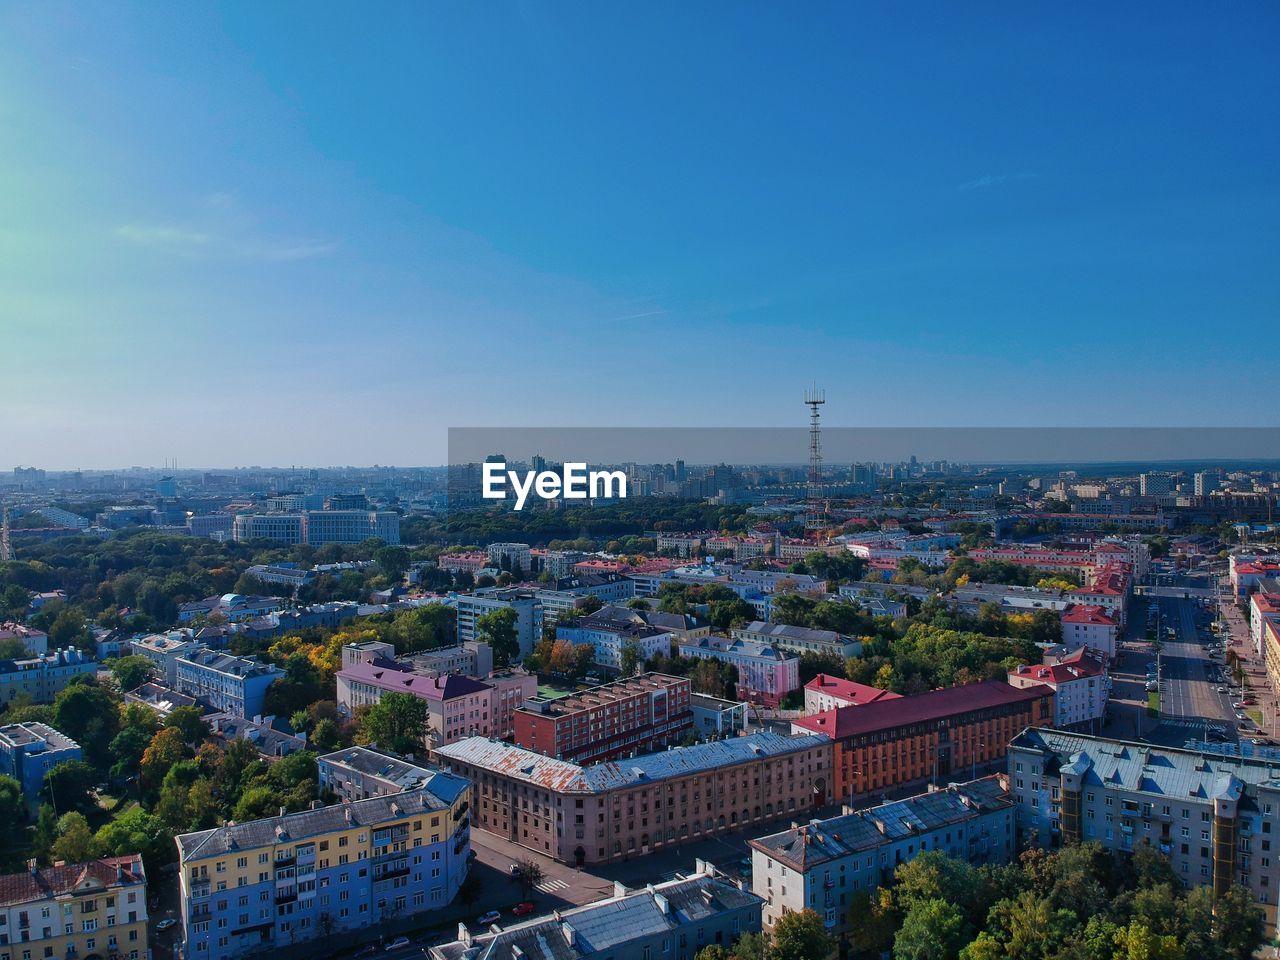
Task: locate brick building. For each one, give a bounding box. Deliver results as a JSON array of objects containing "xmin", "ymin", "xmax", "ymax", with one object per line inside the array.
[
  {"xmin": 513, "ymin": 673, "xmax": 692, "ymax": 764},
  {"xmin": 791, "ymin": 680, "xmax": 1053, "ymax": 803},
  {"xmin": 436, "ymin": 732, "xmax": 832, "ymax": 867}
]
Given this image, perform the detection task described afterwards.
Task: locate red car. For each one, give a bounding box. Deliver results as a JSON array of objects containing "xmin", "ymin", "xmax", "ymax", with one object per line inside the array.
[{"xmin": 512, "ymin": 902, "xmax": 536, "ymax": 917}]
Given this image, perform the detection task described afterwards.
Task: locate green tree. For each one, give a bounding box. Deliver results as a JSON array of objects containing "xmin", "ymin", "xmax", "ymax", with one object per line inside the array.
[
  {"xmin": 1111, "ymin": 922, "xmax": 1183, "ymax": 960},
  {"xmin": 107, "ymin": 655, "xmax": 154, "ymax": 693},
  {"xmin": 32, "ymin": 803, "xmax": 58, "ymax": 864},
  {"xmin": 511, "ymin": 859, "xmax": 544, "ymax": 900},
  {"xmin": 42, "ymin": 760, "xmax": 97, "ymax": 814},
  {"xmin": 770, "ymin": 908, "xmax": 834, "ymax": 960},
  {"xmin": 477, "ymin": 607, "xmax": 520, "ymax": 666},
  {"xmin": 374, "ymin": 545, "xmax": 411, "ymax": 580},
  {"xmin": 893, "ymin": 898, "xmax": 967, "ymax": 960},
  {"xmin": 1208, "ymin": 885, "xmax": 1264, "ymax": 960},
  {"xmin": 94, "ymin": 807, "xmax": 173, "ymax": 875},
  {"xmin": 620, "ymin": 640, "xmax": 642, "ymax": 677},
  {"xmin": 140, "ymin": 727, "xmax": 191, "ymax": 797},
  {"xmin": 51, "ymin": 682, "xmax": 120, "ymax": 771},
  {"xmin": 164, "ymin": 706, "xmax": 211, "ymax": 746},
  {"xmin": 50, "ymin": 812, "xmax": 95, "ymax": 863},
  {"xmin": 0, "ymin": 776, "xmax": 30, "ymax": 870},
  {"xmin": 355, "ymin": 693, "xmax": 430, "ymax": 755}
]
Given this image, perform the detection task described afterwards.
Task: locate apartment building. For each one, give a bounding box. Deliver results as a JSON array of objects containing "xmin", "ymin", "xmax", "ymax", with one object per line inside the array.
[
  {"xmin": 0, "ymin": 855, "xmax": 148, "ymax": 960},
  {"xmin": 732, "ymin": 621, "xmax": 861, "ymax": 659},
  {"xmin": 1060, "ymin": 605, "xmax": 1119, "ymax": 660},
  {"xmin": 454, "ymin": 589, "xmax": 543, "ymax": 659},
  {"xmin": 403, "ymin": 641, "xmax": 493, "ymax": 678},
  {"xmin": 231, "ymin": 513, "xmax": 305, "ymax": 545},
  {"xmin": 750, "ymin": 776, "xmax": 1015, "ymax": 934},
  {"xmin": 131, "ymin": 632, "xmax": 202, "ymax": 686},
  {"xmin": 485, "ymin": 543, "xmax": 531, "ymax": 572},
  {"xmin": 555, "ymin": 616, "xmax": 674, "ymax": 671},
  {"xmin": 177, "ymin": 594, "xmax": 283, "ymax": 624},
  {"xmin": 792, "ymin": 680, "xmax": 1053, "ymax": 802},
  {"xmin": 232, "ymin": 510, "xmax": 400, "ymax": 546},
  {"xmin": 677, "ymin": 636, "xmax": 799, "ymax": 707},
  {"xmin": 336, "ymin": 660, "xmax": 493, "ymax": 748},
  {"xmin": 0, "ymin": 722, "xmax": 82, "ymax": 811},
  {"xmin": 513, "ymin": 673, "xmax": 692, "ymax": 764},
  {"xmin": 176, "ymin": 784, "xmax": 472, "ymax": 960},
  {"xmin": 428, "ymin": 862, "xmax": 762, "ymax": 960},
  {"xmin": 803, "ymin": 674, "xmax": 900, "ymax": 713},
  {"xmin": 1008, "ymin": 728, "xmax": 1280, "ymax": 932},
  {"xmin": 535, "ymin": 574, "xmax": 636, "ymax": 619},
  {"xmin": 482, "ymin": 670, "xmax": 538, "ymax": 739},
  {"xmin": 174, "ymin": 651, "xmax": 283, "ymax": 718},
  {"xmin": 0, "ymin": 648, "xmax": 97, "ymax": 706},
  {"xmin": 435, "ymin": 732, "xmax": 832, "ymax": 867},
  {"xmin": 596, "ymin": 605, "xmax": 711, "ymax": 642},
  {"xmin": 318, "ymin": 746, "xmax": 469, "ymax": 803},
  {"xmin": 1007, "ymin": 647, "xmax": 1109, "ymax": 730}
]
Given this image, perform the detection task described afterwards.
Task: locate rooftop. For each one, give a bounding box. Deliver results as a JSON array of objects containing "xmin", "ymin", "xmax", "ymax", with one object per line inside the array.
[
  {"xmin": 0, "ymin": 856, "xmax": 144, "ymax": 908},
  {"xmin": 793, "ymin": 680, "xmax": 1050, "ymax": 740},
  {"xmin": 337, "ymin": 661, "xmax": 492, "ymax": 701},
  {"xmin": 750, "ymin": 776, "xmax": 1011, "ymax": 872},
  {"xmin": 436, "ymin": 731, "xmax": 829, "ymax": 795},
  {"xmin": 804, "ymin": 673, "xmax": 901, "ymax": 705},
  {"xmin": 318, "ymin": 746, "xmax": 463, "ymax": 795},
  {"xmin": 177, "ymin": 784, "xmax": 467, "ymax": 861},
  {"xmin": 516, "ymin": 673, "xmax": 688, "ymax": 719}
]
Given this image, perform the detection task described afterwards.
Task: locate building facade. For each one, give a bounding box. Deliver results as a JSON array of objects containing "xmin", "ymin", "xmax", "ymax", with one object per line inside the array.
[
  {"xmin": 335, "ymin": 661, "xmax": 494, "ymax": 749},
  {"xmin": 803, "ymin": 674, "xmax": 901, "ymax": 714},
  {"xmin": 513, "ymin": 673, "xmax": 692, "ymax": 763},
  {"xmin": 174, "ymin": 651, "xmax": 283, "ymax": 718},
  {"xmin": 731, "ymin": 622, "xmax": 861, "ymax": 659},
  {"xmin": 176, "ymin": 784, "xmax": 472, "ymax": 960},
  {"xmin": 1007, "ymin": 648, "xmax": 1109, "ymax": 730},
  {"xmin": 318, "ymin": 746, "xmax": 468, "ymax": 803},
  {"xmin": 750, "ymin": 776, "xmax": 1015, "ymax": 933},
  {"xmin": 0, "ymin": 722, "xmax": 82, "ymax": 811},
  {"xmin": 436, "ymin": 732, "xmax": 832, "ymax": 867},
  {"xmin": 0, "ymin": 649, "xmax": 97, "ymax": 706},
  {"xmin": 792, "ymin": 680, "xmax": 1054, "ymax": 802},
  {"xmin": 0, "ymin": 856, "xmax": 148, "ymax": 960},
  {"xmin": 1008, "ymin": 728, "xmax": 1280, "ymax": 932},
  {"xmin": 554, "ymin": 617, "xmax": 673, "ymax": 670},
  {"xmin": 454, "ymin": 589, "xmax": 543, "ymax": 660},
  {"xmin": 677, "ymin": 636, "xmax": 799, "ymax": 708}
]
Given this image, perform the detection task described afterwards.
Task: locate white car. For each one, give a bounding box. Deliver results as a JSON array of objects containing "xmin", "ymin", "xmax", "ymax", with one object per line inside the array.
[
  {"xmin": 383, "ymin": 938, "xmax": 410, "ymax": 952},
  {"xmin": 155, "ymin": 920, "xmax": 177, "ymax": 932},
  {"xmin": 477, "ymin": 911, "xmax": 502, "ymax": 926},
  {"xmin": 1233, "ymin": 702, "xmax": 1246, "ymax": 709},
  {"xmin": 1218, "ymin": 686, "xmax": 1228, "ymax": 693}
]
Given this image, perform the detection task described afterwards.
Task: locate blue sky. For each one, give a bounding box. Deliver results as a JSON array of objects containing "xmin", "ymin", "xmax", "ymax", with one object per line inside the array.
[{"xmin": 2, "ymin": 2, "xmax": 1277, "ymax": 468}]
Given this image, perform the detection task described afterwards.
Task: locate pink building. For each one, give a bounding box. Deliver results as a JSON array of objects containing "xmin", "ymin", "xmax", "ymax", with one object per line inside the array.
[
  {"xmin": 336, "ymin": 660, "xmax": 494, "ymax": 750},
  {"xmin": 676, "ymin": 635, "xmax": 799, "ymax": 707}
]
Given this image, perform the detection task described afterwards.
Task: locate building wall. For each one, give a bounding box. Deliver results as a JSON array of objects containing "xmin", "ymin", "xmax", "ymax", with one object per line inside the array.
[
  {"xmin": 450, "ymin": 744, "xmax": 832, "ymax": 866},
  {"xmin": 0, "ymin": 860, "xmax": 148, "ymax": 960},
  {"xmin": 179, "ymin": 791, "xmax": 471, "ymax": 960}
]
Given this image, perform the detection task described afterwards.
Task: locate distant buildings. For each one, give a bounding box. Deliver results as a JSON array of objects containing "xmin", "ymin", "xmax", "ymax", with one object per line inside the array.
[
  {"xmin": 318, "ymin": 746, "xmax": 469, "ymax": 803},
  {"xmin": 231, "ymin": 509, "xmax": 400, "ymax": 545},
  {"xmin": 454, "ymin": 588, "xmax": 543, "ymax": 659},
  {"xmin": 485, "ymin": 542, "xmax": 531, "ymax": 571},
  {"xmin": 0, "ymin": 721, "xmax": 81, "ymax": 810},
  {"xmin": 174, "ymin": 651, "xmax": 283, "ymax": 718},
  {"xmin": 0, "ymin": 648, "xmax": 96, "ymax": 705},
  {"xmin": 436, "ymin": 732, "xmax": 832, "ymax": 866},
  {"xmin": 1008, "ymin": 728, "xmax": 1280, "ymax": 932},
  {"xmin": 427, "ymin": 862, "xmax": 763, "ymax": 960},
  {"xmin": 176, "ymin": 784, "xmax": 472, "ymax": 960},
  {"xmin": 0, "ymin": 855, "xmax": 148, "ymax": 960},
  {"xmin": 555, "ymin": 615, "xmax": 674, "ymax": 670},
  {"xmin": 535, "ymin": 574, "xmax": 636, "ymax": 618},
  {"xmin": 677, "ymin": 635, "xmax": 800, "ymax": 707},
  {"xmin": 208, "ymin": 714, "xmax": 306, "ymax": 760},
  {"xmin": 0, "ymin": 623, "xmax": 47, "ymax": 656},
  {"xmin": 513, "ymin": 673, "xmax": 692, "ymax": 764},
  {"xmin": 750, "ymin": 776, "xmax": 1015, "ymax": 934},
  {"xmin": 177, "ymin": 593, "xmax": 283, "ymax": 624},
  {"xmin": 792, "ymin": 680, "xmax": 1054, "ymax": 803},
  {"xmin": 732, "ymin": 621, "xmax": 861, "ymax": 660}
]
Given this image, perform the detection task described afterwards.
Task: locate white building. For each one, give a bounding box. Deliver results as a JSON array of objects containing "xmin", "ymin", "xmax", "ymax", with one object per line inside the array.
[
  {"xmin": 1007, "ymin": 647, "xmax": 1108, "ymax": 730},
  {"xmin": 175, "ymin": 650, "xmax": 283, "ymax": 718},
  {"xmin": 555, "ymin": 616, "xmax": 674, "ymax": 670},
  {"xmin": 1059, "ymin": 604, "xmax": 1119, "ymax": 660},
  {"xmin": 749, "ymin": 776, "xmax": 1015, "ymax": 934},
  {"xmin": 131, "ymin": 631, "xmax": 202, "ymax": 686},
  {"xmin": 454, "ymin": 588, "xmax": 543, "ymax": 659},
  {"xmin": 486, "ymin": 542, "xmax": 532, "ymax": 572}
]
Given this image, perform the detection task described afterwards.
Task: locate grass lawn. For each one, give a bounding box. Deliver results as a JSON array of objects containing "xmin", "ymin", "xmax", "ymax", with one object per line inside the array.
[
  {"xmin": 1248, "ymin": 709, "xmax": 1265, "ymax": 726},
  {"xmin": 1147, "ymin": 691, "xmax": 1161, "ymax": 716}
]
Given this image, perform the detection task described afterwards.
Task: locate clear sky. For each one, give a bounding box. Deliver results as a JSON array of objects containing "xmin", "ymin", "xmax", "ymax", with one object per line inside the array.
[{"xmin": 2, "ymin": 3, "xmax": 1277, "ymax": 469}]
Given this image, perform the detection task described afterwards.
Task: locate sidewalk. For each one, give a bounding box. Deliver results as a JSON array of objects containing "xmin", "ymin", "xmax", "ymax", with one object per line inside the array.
[{"xmin": 1218, "ymin": 579, "xmax": 1280, "ymax": 741}]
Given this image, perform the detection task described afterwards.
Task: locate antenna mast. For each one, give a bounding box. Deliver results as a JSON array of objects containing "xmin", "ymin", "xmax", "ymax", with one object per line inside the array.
[{"xmin": 804, "ymin": 386, "xmax": 827, "ymax": 531}]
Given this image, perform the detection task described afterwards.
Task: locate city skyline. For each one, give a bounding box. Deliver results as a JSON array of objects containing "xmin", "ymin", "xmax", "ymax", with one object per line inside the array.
[{"xmin": 3, "ymin": 3, "xmax": 1278, "ymax": 468}]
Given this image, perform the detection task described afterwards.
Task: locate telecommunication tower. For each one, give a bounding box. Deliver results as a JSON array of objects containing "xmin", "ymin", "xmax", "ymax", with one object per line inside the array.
[{"xmin": 804, "ymin": 387, "xmax": 827, "ymax": 530}]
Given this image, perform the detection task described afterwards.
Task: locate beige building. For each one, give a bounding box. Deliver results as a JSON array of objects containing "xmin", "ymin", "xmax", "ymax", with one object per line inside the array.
[
  {"xmin": 0, "ymin": 856, "xmax": 148, "ymax": 960},
  {"xmin": 436, "ymin": 732, "xmax": 832, "ymax": 867}
]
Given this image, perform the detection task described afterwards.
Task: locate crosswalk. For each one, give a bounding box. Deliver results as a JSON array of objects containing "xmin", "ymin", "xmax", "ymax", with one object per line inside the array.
[{"xmin": 535, "ymin": 878, "xmax": 568, "ymax": 894}]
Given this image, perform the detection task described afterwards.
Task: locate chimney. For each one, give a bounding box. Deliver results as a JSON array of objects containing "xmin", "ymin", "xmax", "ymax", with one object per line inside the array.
[
  {"xmin": 457, "ymin": 923, "xmax": 471, "ymax": 947},
  {"xmin": 27, "ymin": 859, "xmax": 37, "ymax": 874},
  {"xmin": 561, "ymin": 922, "xmax": 576, "ymax": 947},
  {"xmin": 612, "ymin": 881, "xmax": 626, "ymax": 898},
  {"xmin": 654, "ymin": 892, "xmax": 669, "ymax": 915}
]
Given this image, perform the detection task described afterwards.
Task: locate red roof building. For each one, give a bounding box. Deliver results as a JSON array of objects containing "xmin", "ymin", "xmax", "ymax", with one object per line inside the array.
[
  {"xmin": 803, "ymin": 674, "xmax": 901, "ymax": 714},
  {"xmin": 791, "ymin": 680, "xmax": 1053, "ymax": 801}
]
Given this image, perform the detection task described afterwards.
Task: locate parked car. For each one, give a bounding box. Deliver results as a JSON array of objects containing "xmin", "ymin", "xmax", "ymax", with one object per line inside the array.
[
  {"xmin": 155, "ymin": 920, "xmax": 177, "ymax": 932},
  {"xmin": 1233, "ymin": 702, "xmax": 1246, "ymax": 709},
  {"xmin": 477, "ymin": 911, "xmax": 502, "ymax": 926},
  {"xmin": 383, "ymin": 938, "xmax": 410, "ymax": 952},
  {"xmin": 512, "ymin": 902, "xmax": 536, "ymax": 917}
]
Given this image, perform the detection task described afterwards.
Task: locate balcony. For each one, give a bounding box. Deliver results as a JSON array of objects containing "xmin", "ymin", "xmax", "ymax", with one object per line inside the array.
[
  {"xmin": 274, "ymin": 891, "xmax": 297, "ymax": 905},
  {"xmin": 373, "ymin": 866, "xmax": 410, "ymax": 883},
  {"xmin": 823, "ymin": 878, "xmax": 836, "ymax": 889}
]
